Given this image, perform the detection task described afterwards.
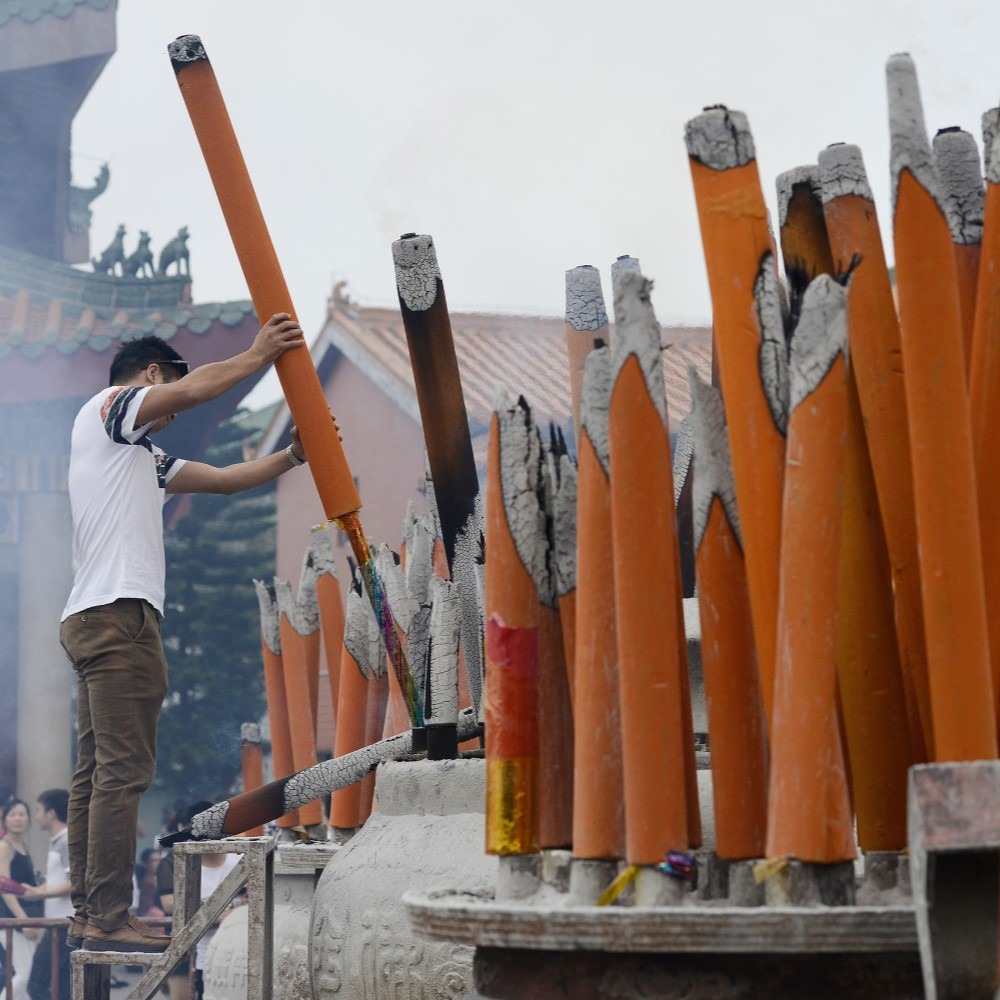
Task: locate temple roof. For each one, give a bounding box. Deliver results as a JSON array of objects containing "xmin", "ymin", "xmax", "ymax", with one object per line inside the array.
[
  {"xmin": 0, "ymin": 0, "xmax": 112, "ymax": 28},
  {"xmin": 259, "ymin": 282, "xmax": 713, "ymax": 460}
]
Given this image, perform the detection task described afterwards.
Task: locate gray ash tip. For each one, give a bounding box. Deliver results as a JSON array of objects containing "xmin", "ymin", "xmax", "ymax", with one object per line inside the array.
[
  {"xmin": 168, "ymin": 35, "xmax": 207, "ymax": 67},
  {"xmin": 400, "ymin": 232, "xmax": 418, "ymax": 239},
  {"xmin": 936, "ymin": 126, "xmax": 963, "ymax": 135},
  {"xmin": 684, "ymin": 106, "xmax": 755, "ymax": 170}
]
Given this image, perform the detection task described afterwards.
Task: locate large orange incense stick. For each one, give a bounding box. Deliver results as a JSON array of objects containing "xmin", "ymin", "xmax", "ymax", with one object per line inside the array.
[
  {"xmin": 969, "ymin": 120, "xmax": 1000, "ymax": 737},
  {"xmin": 565, "ymin": 265, "xmax": 610, "ymax": 443},
  {"xmin": 819, "ymin": 142, "xmax": 931, "ymax": 764},
  {"xmin": 572, "ymin": 346, "xmax": 625, "ymax": 863},
  {"xmin": 538, "ymin": 445, "xmax": 574, "ymax": 851},
  {"xmin": 253, "ymin": 582, "xmax": 299, "ymax": 829},
  {"xmin": 312, "ymin": 531, "xmax": 345, "ymax": 738},
  {"xmin": 686, "ymin": 107, "xmax": 788, "ymax": 726},
  {"xmin": 688, "ymin": 371, "xmax": 767, "ymax": 861},
  {"xmin": 888, "ymin": 53, "xmax": 997, "ymax": 761},
  {"xmin": 239, "ymin": 723, "xmax": 265, "ymax": 838},
  {"xmin": 767, "ymin": 275, "xmax": 854, "ymax": 863},
  {"xmin": 553, "ymin": 449, "xmax": 578, "ymax": 705},
  {"xmin": 275, "ymin": 579, "xmax": 322, "ymax": 828},
  {"xmin": 485, "ymin": 392, "xmax": 542, "ymax": 856},
  {"xmin": 932, "ymin": 126, "xmax": 984, "ymax": 375},
  {"xmin": 330, "ymin": 583, "xmax": 374, "ymax": 832},
  {"xmin": 167, "ymin": 35, "xmax": 420, "ymax": 727},
  {"xmin": 779, "ymin": 164, "xmax": 910, "ymax": 848},
  {"xmin": 609, "ymin": 270, "xmax": 696, "ymax": 867}
]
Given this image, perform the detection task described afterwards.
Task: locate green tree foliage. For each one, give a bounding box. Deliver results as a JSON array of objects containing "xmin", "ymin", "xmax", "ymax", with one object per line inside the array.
[{"xmin": 156, "ymin": 412, "xmax": 275, "ymax": 802}]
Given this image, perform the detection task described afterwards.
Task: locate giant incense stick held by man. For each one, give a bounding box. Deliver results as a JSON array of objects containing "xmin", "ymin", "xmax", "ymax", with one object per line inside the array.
[{"xmin": 167, "ymin": 34, "xmax": 421, "ymax": 728}]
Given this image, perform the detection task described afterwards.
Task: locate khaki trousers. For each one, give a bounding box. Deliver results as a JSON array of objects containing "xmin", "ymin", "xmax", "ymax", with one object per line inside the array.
[{"xmin": 60, "ymin": 598, "xmax": 168, "ymax": 931}]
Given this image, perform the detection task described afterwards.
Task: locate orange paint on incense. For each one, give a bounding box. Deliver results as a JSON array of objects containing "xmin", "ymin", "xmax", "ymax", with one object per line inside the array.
[
  {"xmin": 239, "ymin": 723, "xmax": 265, "ymax": 838},
  {"xmin": 571, "ymin": 347, "xmax": 625, "ymax": 862},
  {"xmin": 254, "ymin": 581, "xmax": 299, "ymax": 829},
  {"xmin": 689, "ymin": 371, "xmax": 768, "ymax": 861},
  {"xmin": 767, "ymin": 276, "xmax": 854, "ymax": 863},
  {"xmin": 609, "ymin": 271, "xmax": 696, "ymax": 863},
  {"xmin": 888, "ymin": 54, "xmax": 997, "ymax": 761},
  {"xmin": 564, "ymin": 265, "xmax": 610, "ymax": 448},
  {"xmin": 686, "ymin": 107, "xmax": 787, "ymax": 727},
  {"xmin": 311, "ymin": 531, "xmax": 345, "ymax": 739},
  {"xmin": 485, "ymin": 393, "xmax": 542, "ymax": 856},
  {"xmin": 819, "ymin": 141, "xmax": 932, "ymax": 765}
]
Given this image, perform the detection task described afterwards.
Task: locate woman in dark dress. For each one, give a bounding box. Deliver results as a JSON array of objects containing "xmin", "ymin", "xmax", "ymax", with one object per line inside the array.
[{"xmin": 0, "ymin": 799, "xmax": 41, "ymax": 1000}]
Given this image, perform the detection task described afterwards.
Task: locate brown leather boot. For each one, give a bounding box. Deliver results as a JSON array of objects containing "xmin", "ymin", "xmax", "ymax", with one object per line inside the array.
[
  {"xmin": 83, "ymin": 918, "xmax": 170, "ymax": 953},
  {"xmin": 66, "ymin": 915, "xmax": 88, "ymax": 949}
]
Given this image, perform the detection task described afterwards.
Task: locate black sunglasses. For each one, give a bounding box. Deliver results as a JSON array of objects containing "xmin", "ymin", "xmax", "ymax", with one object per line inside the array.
[{"xmin": 156, "ymin": 360, "xmax": 190, "ymax": 375}]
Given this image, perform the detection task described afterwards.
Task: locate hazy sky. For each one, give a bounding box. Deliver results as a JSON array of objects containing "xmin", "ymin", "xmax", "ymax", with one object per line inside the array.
[{"xmin": 72, "ymin": 1, "xmax": 1000, "ymax": 405}]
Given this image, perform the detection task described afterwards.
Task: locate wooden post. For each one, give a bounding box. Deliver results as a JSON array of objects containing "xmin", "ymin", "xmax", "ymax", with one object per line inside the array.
[
  {"xmin": 686, "ymin": 107, "xmax": 787, "ymax": 727},
  {"xmin": 766, "ymin": 275, "xmax": 854, "ymax": 865},
  {"xmin": 887, "ymin": 52, "xmax": 997, "ymax": 761},
  {"xmin": 689, "ymin": 371, "xmax": 768, "ymax": 861},
  {"xmin": 819, "ymin": 141, "xmax": 932, "ymax": 765}
]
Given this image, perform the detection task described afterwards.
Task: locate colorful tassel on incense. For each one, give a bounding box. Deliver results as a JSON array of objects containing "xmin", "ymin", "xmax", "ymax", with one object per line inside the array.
[
  {"xmin": 485, "ymin": 390, "xmax": 542, "ymax": 856},
  {"xmin": 253, "ymin": 581, "xmax": 299, "ymax": 829},
  {"xmin": 819, "ymin": 142, "xmax": 930, "ymax": 765},
  {"xmin": 969, "ymin": 114, "xmax": 1000, "ymax": 740},
  {"xmin": 766, "ymin": 274, "xmax": 855, "ymax": 863},
  {"xmin": 686, "ymin": 107, "xmax": 788, "ymax": 728},
  {"xmin": 887, "ymin": 53, "xmax": 997, "ymax": 761},
  {"xmin": 609, "ymin": 270, "xmax": 699, "ymax": 867},
  {"xmin": 571, "ymin": 346, "xmax": 625, "ymax": 863},
  {"xmin": 688, "ymin": 370, "xmax": 767, "ymax": 861},
  {"xmin": 167, "ymin": 35, "xmax": 420, "ymax": 729},
  {"xmin": 392, "ymin": 234, "xmax": 485, "ymax": 720},
  {"xmin": 778, "ymin": 165, "xmax": 911, "ymax": 850}
]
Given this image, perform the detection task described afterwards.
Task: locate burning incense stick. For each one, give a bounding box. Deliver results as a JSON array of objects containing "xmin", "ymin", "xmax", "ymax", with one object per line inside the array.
[
  {"xmin": 610, "ymin": 270, "xmax": 698, "ymax": 870},
  {"xmin": 167, "ymin": 35, "xmax": 420, "ymax": 728},
  {"xmin": 932, "ymin": 126, "xmax": 984, "ymax": 371},
  {"xmin": 888, "ymin": 53, "xmax": 997, "ymax": 761},
  {"xmin": 565, "ymin": 265, "xmax": 610, "ymax": 441},
  {"xmin": 686, "ymin": 106, "xmax": 788, "ymax": 727},
  {"xmin": 239, "ymin": 723, "xmax": 265, "ymax": 838},
  {"xmin": 689, "ymin": 370, "xmax": 767, "ymax": 861},
  {"xmin": 426, "ymin": 576, "xmax": 461, "ymax": 759},
  {"xmin": 253, "ymin": 581, "xmax": 299, "ymax": 828},
  {"xmin": 780, "ymin": 163, "xmax": 911, "ymax": 849},
  {"xmin": 485, "ymin": 390, "xmax": 543, "ymax": 856},
  {"xmin": 767, "ymin": 275, "xmax": 854, "ymax": 864},
  {"xmin": 275, "ymin": 577, "xmax": 323, "ymax": 828},
  {"xmin": 392, "ymin": 234, "xmax": 485, "ymax": 719},
  {"xmin": 819, "ymin": 142, "xmax": 931, "ymax": 764},
  {"xmin": 571, "ymin": 347, "xmax": 625, "ymax": 864},
  {"xmin": 164, "ymin": 706, "xmax": 484, "ymax": 843},
  {"xmin": 311, "ymin": 531, "xmax": 345, "ymax": 736},
  {"xmin": 553, "ymin": 446, "xmax": 578, "ymax": 705}
]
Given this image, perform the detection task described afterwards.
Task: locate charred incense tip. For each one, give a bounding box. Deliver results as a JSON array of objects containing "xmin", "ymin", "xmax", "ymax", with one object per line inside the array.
[
  {"xmin": 886, "ymin": 52, "xmax": 941, "ymax": 210},
  {"xmin": 241, "ymin": 722, "xmax": 261, "ymax": 744},
  {"xmin": 553, "ymin": 452, "xmax": 577, "ymax": 597},
  {"xmin": 932, "ymin": 127, "xmax": 984, "ymax": 243},
  {"xmin": 776, "ymin": 165, "xmax": 822, "ymax": 227},
  {"xmin": 982, "ymin": 108, "xmax": 1000, "ymax": 182},
  {"xmin": 684, "ymin": 106, "xmax": 755, "ymax": 170},
  {"xmin": 254, "ymin": 579, "xmax": 281, "ymax": 655},
  {"xmin": 392, "ymin": 233, "xmax": 442, "ymax": 312},
  {"xmin": 309, "ymin": 529, "xmax": 337, "ymax": 576},
  {"xmin": 611, "ymin": 270, "xmax": 669, "ymax": 429},
  {"xmin": 565, "ymin": 265, "xmax": 608, "ymax": 332},
  {"xmin": 688, "ymin": 367, "xmax": 740, "ymax": 551},
  {"xmin": 580, "ymin": 345, "xmax": 613, "ymax": 474},
  {"xmin": 168, "ymin": 35, "xmax": 208, "ymax": 70},
  {"xmin": 788, "ymin": 274, "xmax": 849, "ymax": 414},
  {"xmin": 818, "ymin": 143, "xmax": 874, "ymax": 204}
]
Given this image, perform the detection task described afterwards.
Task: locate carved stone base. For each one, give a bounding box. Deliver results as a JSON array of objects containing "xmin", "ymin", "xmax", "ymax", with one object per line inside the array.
[{"xmin": 472, "ymin": 947, "xmax": 923, "ymax": 999}]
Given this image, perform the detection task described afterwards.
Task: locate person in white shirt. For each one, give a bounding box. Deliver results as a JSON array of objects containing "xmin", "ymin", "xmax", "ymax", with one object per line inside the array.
[
  {"xmin": 24, "ymin": 790, "xmax": 71, "ymax": 1000},
  {"xmin": 60, "ymin": 316, "xmax": 308, "ymax": 953}
]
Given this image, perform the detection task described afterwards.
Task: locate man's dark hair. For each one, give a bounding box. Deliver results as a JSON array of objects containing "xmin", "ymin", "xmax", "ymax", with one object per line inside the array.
[
  {"xmin": 36, "ymin": 788, "xmax": 69, "ymax": 823},
  {"xmin": 108, "ymin": 335, "xmax": 186, "ymax": 386}
]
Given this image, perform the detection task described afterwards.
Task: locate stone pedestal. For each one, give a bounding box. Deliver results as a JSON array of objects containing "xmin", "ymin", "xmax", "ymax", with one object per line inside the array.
[{"xmin": 310, "ymin": 757, "xmax": 495, "ymax": 999}]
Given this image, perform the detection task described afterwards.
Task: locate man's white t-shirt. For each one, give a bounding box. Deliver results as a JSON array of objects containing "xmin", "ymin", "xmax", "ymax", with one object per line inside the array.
[
  {"xmin": 197, "ymin": 853, "xmax": 240, "ymax": 971},
  {"xmin": 44, "ymin": 828, "xmax": 72, "ymax": 920},
  {"xmin": 61, "ymin": 385, "xmax": 186, "ymax": 620}
]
